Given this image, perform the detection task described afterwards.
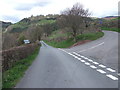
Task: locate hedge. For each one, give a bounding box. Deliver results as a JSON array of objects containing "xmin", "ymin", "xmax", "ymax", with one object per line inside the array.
[{"xmin": 2, "ymin": 43, "xmax": 39, "ymax": 72}]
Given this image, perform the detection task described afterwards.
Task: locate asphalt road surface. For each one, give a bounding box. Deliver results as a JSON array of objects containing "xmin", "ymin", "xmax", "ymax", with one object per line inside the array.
[{"xmin": 16, "ymin": 31, "xmax": 119, "ymax": 88}]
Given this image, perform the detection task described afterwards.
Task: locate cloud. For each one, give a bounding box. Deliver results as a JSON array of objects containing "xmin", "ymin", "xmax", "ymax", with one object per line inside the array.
[
  {"xmin": 15, "ymin": 1, "xmax": 50, "ymax": 11},
  {"xmin": 0, "ymin": 0, "xmax": 119, "ymax": 23}
]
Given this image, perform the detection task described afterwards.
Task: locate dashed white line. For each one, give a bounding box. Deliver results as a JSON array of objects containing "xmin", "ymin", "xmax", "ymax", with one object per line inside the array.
[
  {"xmin": 80, "ymin": 60, "xmax": 86, "ymax": 63},
  {"xmin": 106, "ymin": 75, "xmax": 118, "ymax": 80},
  {"xmin": 87, "ymin": 59, "xmax": 93, "ymax": 62},
  {"xmin": 118, "ymin": 73, "xmax": 120, "ymax": 76},
  {"xmin": 73, "ymin": 52, "xmax": 81, "ymax": 56},
  {"xmin": 99, "ymin": 64, "xmax": 106, "ymax": 68},
  {"xmin": 84, "ymin": 57, "xmax": 89, "ymax": 59},
  {"xmin": 78, "ymin": 58, "xmax": 81, "ymax": 60},
  {"xmin": 73, "ymin": 52, "xmax": 91, "ymax": 63},
  {"xmin": 85, "ymin": 62, "xmax": 90, "ymax": 65},
  {"xmin": 60, "ymin": 49, "xmax": 68, "ymax": 53},
  {"xmin": 74, "ymin": 56, "xmax": 79, "ymax": 59},
  {"xmin": 80, "ymin": 56, "xmax": 85, "ymax": 58},
  {"xmin": 90, "ymin": 65, "xmax": 97, "ymax": 69},
  {"xmin": 68, "ymin": 53, "xmax": 73, "ymax": 56},
  {"xmin": 106, "ymin": 68, "xmax": 116, "ymax": 72},
  {"xmin": 68, "ymin": 53, "xmax": 81, "ymax": 61},
  {"xmin": 97, "ymin": 69, "xmax": 106, "ymax": 74},
  {"xmin": 59, "ymin": 49, "xmax": 118, "ymax": 81},
  {"xmin": 75, "ymin": 57, "xmax": 80, "ymax": 59},
  {"xmin": 93, "ymin": 62, "xmax": 99, "ymax": 65},
  {"xmin": 69, "ymin": 53, "xmax": 76, "ymax": 57}
]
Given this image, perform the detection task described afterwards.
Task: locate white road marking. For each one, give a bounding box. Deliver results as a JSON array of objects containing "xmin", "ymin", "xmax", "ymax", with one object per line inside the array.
[
  {"xmin": 80, "ymin": 56, "xmax": 85, "ymax": 58},
  {"xmin": 60, "ymin": 49, "xmax": 68, "ymax": 53},
  {"xmin": 78, "ymin": 42, "xmax": 104, "ymax": 53},
  {"xmin": 97, "ymin": 69, "xmax": 106, "ymax": 74},
  {"xmin": 118, "ymin": 73, "xmax": 120, "ymax": 76},
  {"xmin": 81, "ymin": 60, "xmax": 86, "ymax": 62},
  {"xmin": 85, "ymin": 62, "xmax": 90, "ymax": 65},
  {"xmin": 59, "ymin": 49, "xmax": 118, "ymax": 81},
  {"xmin": 106, "ymin": 75, "xmax": 118, "ymax": 80},
  {"xmin": 83, "ymin": 57, "xmax": 89, "ymax": 59},
  {"xmin": 68, "ymin": 53, "xmax": 74, "ymax": 56},
  {"xmin": 106, "ymin": 68, "xmax": 116, "ymax": 72},
  {"xmin": 90, "ymin": 65, "xmax": 97, "ymax": 69},
  {"xmin": 99, "ymin": 64, "xmax": 106, "ymax": 68},
  {"xmin": 74, "ymin": 56, "xmax": 80, "ymax": 59},
  {"xmin": 78, "ymin": 58, "xmax": 81, "ymax": 60},
  {"xmin": 68, "ymin": 53, "xmax": 82, "ymax": 61},
  {"xmin": 79, "ymin": 50, "xmax": 86, "ymax": 52},
  {"xmin": 73, "ymin": 56, "xmax": 78, "ymax": 58},
  {"xmin": 87, "ymin": 59, "xmax": 93, "ymax": 62},
  {"xmin": 89, "ymin": 42, "xmax": 104, "ymax": 49},
  {"xmin": 68, "ymin": 53, "xmax": 71, "ymax": 55},
  {"xmin": 92, "ymin": 62, "xmax": 99, "ymax": 65},
  {"xmin": 73, "ymin": 52, "xmax": 81, "ymax": 56},
  {"xmin": 73, "ymin": 52, "xmax": 94, "ymax": 63},
  {"xmin": 70, "ymin": 53, "xmax": 76, "ymax": 57}
]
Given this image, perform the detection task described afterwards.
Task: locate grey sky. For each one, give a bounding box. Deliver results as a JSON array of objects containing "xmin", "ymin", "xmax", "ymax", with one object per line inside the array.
[
  {"xmin": 0, "ymin": 0, "xmax": 119, "ymax": 23},
  {"xmin": 15, "ymin": 1, "xmax": 50, "ymax": 11}
]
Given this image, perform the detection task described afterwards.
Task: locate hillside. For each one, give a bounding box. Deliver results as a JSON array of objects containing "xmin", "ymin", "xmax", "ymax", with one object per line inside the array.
[
  {"xmin": 100, "ymin": 16, "xmax": 119, "ymax": 32},
  {"xmin": 4, "ymin": 15, "xmax": 119, "ymax": 33},
  {"xmin": 6, "ymin": 15, "xmax": 57, "ymax": 33},
  {"xmin": 103, "ymin": 16, "xmax": 118, "ymax": 20},
  {"xmin": 1, "ymin": 21, "xmax": 12, "ymax": 31},
  {"xmin": 2, "ymin": 14, "xmax": 59, "ymax": 50},
  {"xmin": 2, "ymin": 14, "xmax": 119, "ymax": 50}
]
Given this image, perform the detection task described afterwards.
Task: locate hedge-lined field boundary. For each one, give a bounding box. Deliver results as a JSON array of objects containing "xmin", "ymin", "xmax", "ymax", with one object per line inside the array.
[{"xmin": 2, "ymin": 43, "xmax": 39, "ymax": 72}]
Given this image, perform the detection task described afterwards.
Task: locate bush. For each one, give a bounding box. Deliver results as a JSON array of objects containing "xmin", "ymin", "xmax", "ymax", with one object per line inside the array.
[
  {"xmin": 2, "ymin": 43, "xmax": 39, "ymax": 72},
  {"xmin": 17, "ymin": 34, "xmax": 26, "ymax": 45}
]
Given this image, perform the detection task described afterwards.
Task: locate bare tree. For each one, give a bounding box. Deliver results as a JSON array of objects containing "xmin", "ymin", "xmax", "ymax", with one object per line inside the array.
[
  {"xmin": 26, "ymin": 24, "xmax": 43, "ymax": 42},
  {"xmin": 42, "ymin": 24, "xmax": 53, "ymax": 37},
  {"xmin": 58, "ymin": 3, "xmax": 91, "ymax": 42}
]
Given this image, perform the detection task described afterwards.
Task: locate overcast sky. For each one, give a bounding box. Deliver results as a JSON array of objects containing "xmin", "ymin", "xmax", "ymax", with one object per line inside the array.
[{"xmin": 0, "ymin": 0, "xmax": 119, "ymax": 23}]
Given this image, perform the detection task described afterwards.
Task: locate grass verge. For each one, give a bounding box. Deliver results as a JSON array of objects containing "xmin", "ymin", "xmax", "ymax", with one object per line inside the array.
[
  {"xmin": 44, "ymin": 38, "xmax": 75, "ymax": 48},
  {"xmin": 101, "ymin": 27, "xmax": 120, "ymax": 33},
  {"xmin": 44, "ymin": 32, "xmax": 104, "ymax": 48},
  {"xmin": 2, "ymin": 46, "xmax": 40, "ymax": 88}
]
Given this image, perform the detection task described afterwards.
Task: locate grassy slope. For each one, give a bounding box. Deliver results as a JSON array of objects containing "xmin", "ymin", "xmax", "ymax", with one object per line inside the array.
[
  {"xmin": 101, "ymin": 17, "xmax": 120, "ymax": 33},
  {"xmin": 38, "ymin": 19, "xmax": 55, "ymax": 25},
  {"xmin": 48, "ymin": 30, "xmax": 69, "ymax": 39},
  {"xmin": 101, "ymin": 27, "xmax": 120, "ymax": 33},
  {"xmin": 10, "ymin": 19, "xmax": 56, "ymax": 33},
  {"xmin": 44, "ymin": 31, "xmax": 104, "ymax": 48},
  {"xmin": 2, "ymin": 47, "xmax": 40, "ymax": 88}
]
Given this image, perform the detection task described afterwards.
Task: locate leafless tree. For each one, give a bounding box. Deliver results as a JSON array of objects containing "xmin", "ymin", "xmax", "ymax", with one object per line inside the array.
[
  {"xmin": 58, "ymin": 3, "xmax": 91, "ymax": 42},
  {"xmin": 26, "ymin": 24, "xmax": 43, "ymax": 42},
  {"xmin": 42, "ymin": 24, "xmax": 52, "ymax": 37}
]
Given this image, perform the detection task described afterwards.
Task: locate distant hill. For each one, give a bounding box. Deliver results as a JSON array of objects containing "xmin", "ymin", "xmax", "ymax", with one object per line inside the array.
[
  {"xmin": 103, "ymin": 16, "xmax": 118, "ymax": 20},
  {"xmin": 5, "ymin": 14, "xmax": 59, "ymax": 33},
  {"xmin": 0, "ymin": 21, "xmax": 12, "ymax": 30}
]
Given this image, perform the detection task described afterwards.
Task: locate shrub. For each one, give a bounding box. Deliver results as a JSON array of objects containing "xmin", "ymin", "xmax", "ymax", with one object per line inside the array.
[
  {"xmin": 2, "ymin": 43, "xmax": 39, "ymax": 72},
  {"xmin": 17, "ymin": 34, "xmax": 26, "ymax": 45}
]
